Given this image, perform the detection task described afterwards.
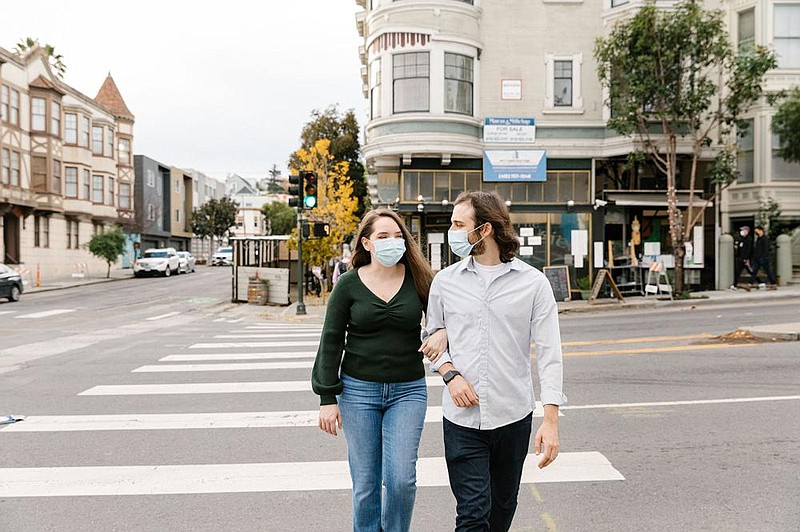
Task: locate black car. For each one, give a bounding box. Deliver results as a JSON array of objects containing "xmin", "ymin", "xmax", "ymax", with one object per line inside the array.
[{"xmin": 0, "ymin": 264, "xmax": 23, "ymax": 302}]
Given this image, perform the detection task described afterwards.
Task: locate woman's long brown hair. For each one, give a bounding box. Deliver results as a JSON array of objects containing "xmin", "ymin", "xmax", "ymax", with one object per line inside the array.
[{"xmin": 350, "ymin": 208, "xmax": 434, "ymax": 304}]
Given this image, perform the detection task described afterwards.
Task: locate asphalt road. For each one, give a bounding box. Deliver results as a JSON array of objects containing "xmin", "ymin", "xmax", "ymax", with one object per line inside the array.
[{"xmin": 0, "ymin": 267, "xmax": 798, "ymax": 531}]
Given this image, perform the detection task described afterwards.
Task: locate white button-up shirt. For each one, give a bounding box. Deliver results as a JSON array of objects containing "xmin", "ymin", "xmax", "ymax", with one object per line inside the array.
[{"xmin": 425, "ymin": 256, "xmax": 567, "ymax": 430}]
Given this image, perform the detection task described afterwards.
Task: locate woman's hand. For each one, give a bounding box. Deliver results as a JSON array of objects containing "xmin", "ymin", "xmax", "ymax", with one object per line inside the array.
[
  {"xmin": 419, "ymin": 328, "xmax": 448, "ymax": 363},
  {"xmin": 319, "ymin": 404, "xmax": 342, "ymax": 436}
]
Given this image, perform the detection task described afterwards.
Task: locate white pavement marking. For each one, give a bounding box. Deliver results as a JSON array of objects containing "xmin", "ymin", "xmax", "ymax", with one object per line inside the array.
[
  {"xmin": 0, "ymin": 310, "xmax": 17, "ymax": 316},
  {"xmin": 160, "ymin": 352, "xmax": 317, "ymax": 362},
  {"xmin": 227, "ymin": 329, "xmax": 323, "ymax": 334},
  {"xmin": 561, "ymin": 394, "xmax": 800, "ymax": 411},
  {"xmin": 1, "ymin": 405, "xmax": 560, "ymax": 433},
  {"xmin": 145, "ymin": 312, "xmax": 181, "ymax": 321},
  {"xmin": 78, "ymin": 377, "xmax": 445, "ymax": 396},
  {"xmin": 213, "ymin": 333, "xmax": 321, "ymax": 339},
  {"xmin": 0, "ymin": 452, "xmax": 620, "ymax": 497},
  {"xmin": 14, "ymin": 309, "xmax": 75, "ymax": 319},
  {"xmin": 189, "ymin": 341, "xmax": 319, "ymax": 349},
  {"xmin": 133, "ymin": 361, "xmax": 316, "ymax": 372},
  {"xmin": 243, "ymin": 325, "xmax": 322, "ymax": 330}
]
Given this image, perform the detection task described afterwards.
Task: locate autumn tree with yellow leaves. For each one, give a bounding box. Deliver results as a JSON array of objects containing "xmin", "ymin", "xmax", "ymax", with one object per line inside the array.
[{"xmin": 289, "ymin": 139, "xmax": 359, "ymax": 268}]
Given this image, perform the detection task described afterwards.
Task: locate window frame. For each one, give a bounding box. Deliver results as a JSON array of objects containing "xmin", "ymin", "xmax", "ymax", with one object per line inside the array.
[
  {"xmin": 553, "ymin": 60, "xmax": 574, "ymax": 107},
  {"xmin": 118, "ymin": 137, "xmax": 131, "ymax": 166},
  {"xmin": 92, "ymin": 174, "xmax": 104, "ymax": 203},
  {"xmin": 82, "ymin": 169, "xmax": 91, "ymax": 200},
  {"xmin": 65, "ymin": 166, "xmax": 79, "ymax": 198},
  {"xmin": 64, "ymin": 113, "xmax": 78, "ymax": 144},
  {"xmin": 444, "ymin": 52, "xmax": 474, "ymax": 115},
  {"xmin": 81, "ymin": 116, "xmax": 90, "ymax": 147},
  {"xmin": 118, "ymin": 182, "xmax": 131, "ymax": 209},
  {"xmin": 1, "ymin": 148, "xmax": 9, "ymax": 184},
  {"xmin": 737, "ymin": 119, "xmax": 755, "ymax": 184},
  {"xmin": 370, "ymin": 58, "xmax": 382, "ymax": 119},
  {"xmin": 738, "ymin": 8, "xmax": 756, "ymax": 51},
  {"xmin": 774, "ymin": 3, "xmax": 800, "ymax": 69},
  {"xmin": 392, "ymin": 52, "xmax": 430, "ymax": 114},
  {"xmin": 52, "ymin": 160, "xmax": 61, "ymax": 194},
  {"xmin": 1, "ymin": 86, "xmax": 8, "ymax": 123},
  {"xmin": 107, "ymin": 176, "xmax": 115, "ymax": 206},
  {"xmin": 31, "ymin": 96, "xmax": 47, "ymax": 131},
  {"xmin": 92, "ymin": 125, "xmax": 104, "ymax": 155},
  {"xmin": 51, "ymin": 101, "xmax": 61, "ymax": 137},
  {"xmin": 544, "ymin": 53, "xmax": 584, "ymax": 112},
  {"xmin": 105, "ymin": 127, "xmax": 114, "ymax": 158}
]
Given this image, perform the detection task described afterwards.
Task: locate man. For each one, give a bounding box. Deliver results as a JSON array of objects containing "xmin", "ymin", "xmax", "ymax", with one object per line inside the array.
[
  {"xmin": 733, "ymin": 226, "xmax": 753, "ymax": 290},
  {"xmin": 420, "ymin": 191, "xmax": 566, "ymax": 531},
  {"xmin": 749, "ymin": 226, "xmax": 777, "ymax": 289}
]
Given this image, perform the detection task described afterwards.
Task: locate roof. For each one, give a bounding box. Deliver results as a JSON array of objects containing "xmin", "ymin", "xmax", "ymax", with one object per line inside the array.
[
  {"xmin": 29, "ymin": 75, "xmax": 65, "ymax": 95},
  {"xmin": 94, "ymin": 74, "xmax": 134, "ymax": 121}
]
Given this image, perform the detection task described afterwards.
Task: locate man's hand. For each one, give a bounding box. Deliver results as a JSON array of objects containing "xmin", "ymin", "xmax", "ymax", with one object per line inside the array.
[
  {"xmin": 447, "ymin": 376, "xmax": 479, "ymax": 407},
  {"xmin": 419, "ymin": 328, "xmax": 448, "ymax": 363},
  {"xmin": 534, "ymin": 405, "xmax": 560, "ymax": 468},
  {"xmin": 318, "ymin": 404, "xmax": 342, "ymax": 436}
]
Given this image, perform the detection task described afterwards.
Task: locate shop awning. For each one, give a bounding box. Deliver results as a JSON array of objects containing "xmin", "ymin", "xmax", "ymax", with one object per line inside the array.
[{"xmin": 604, "ymin": 191, "xmax": 713, "ymax": 208}]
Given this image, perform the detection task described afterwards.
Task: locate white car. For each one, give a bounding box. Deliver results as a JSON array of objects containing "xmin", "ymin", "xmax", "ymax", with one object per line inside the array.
[
  {"xmin": 177, "ymin": 251, "xmax": 196, "ymax": 273},
  {"xmin": 134, "ymin": 248, "xmax": 180, "ymax": 277},
  {"xmin": 211, "ymin": 246, "xmax": 233, "ymax": 266}
]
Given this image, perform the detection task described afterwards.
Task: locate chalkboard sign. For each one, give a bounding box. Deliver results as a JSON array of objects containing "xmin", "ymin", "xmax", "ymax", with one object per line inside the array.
[
  {"xmin": 543, "ymin": 266, "xmax": 571, "ymax": 302},
  {"xmin": 588, "ymin": 269, "xmax": 625, "ymax": 304}
]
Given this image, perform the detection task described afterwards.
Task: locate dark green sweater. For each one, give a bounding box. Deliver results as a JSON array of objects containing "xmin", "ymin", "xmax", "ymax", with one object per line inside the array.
[{"xmin": 311, "ymin": 267, "xmax": 425, "ymax": 405}]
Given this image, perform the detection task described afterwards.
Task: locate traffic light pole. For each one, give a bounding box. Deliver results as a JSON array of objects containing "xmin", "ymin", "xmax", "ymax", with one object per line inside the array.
[{"xmin": 295, "ymin": 212, "xmax": 306, "ymax": 315}]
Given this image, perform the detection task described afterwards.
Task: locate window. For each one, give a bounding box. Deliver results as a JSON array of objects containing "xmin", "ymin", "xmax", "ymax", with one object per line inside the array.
[
  {"xmin": 53, "ymin": 160, "xmax": 61, "ymax": 194},
  {"xmin": 175, "ymin": 179, "xmax": 181, "ymax": 193},
  {"xmin": 772, "ymin": 130, "xmax": 800, "ymax": 181},
  {"xmin": 82, "ymin": 169, "xmax": 91, "ymax": 200},
  {"xmin": 66, "ymin": 219, "xmax": 72, "ymax": 249},
  {"xmin": 118, "ymin": 138, "xmax": 131, "ymax": 165},
  {"xmin": 65, "ymin": 113, "xmax": 78, "ymax": 144},
  {"xmin": 176, "ymin": 209, "xmax": 181, "ymax": 222},
  {"xmin": 738, "ymin": 9, "xmax": 755, "ymax": 51},
  {"xmin": 34, "ymin": 216, "xmax": 41, "ymax": 248},
  {"xmin": 147, "ymin": 203, "xmax": 156, "ymax": 221},
  {"xmin": 611, "ymin": 0, "xmax": 629, "ymax": 6},
  {"xmin": 775, "ymin": 4, "xmax": 800, "ymax": 68},
  {"xmin": 107, "ymin": 176, "xmax": 115, "ymax": 206},
  {"xmin": 34, "ymin": 215, "xmax": 50, "ymax": 248},
  {"xmin": 444, "ymin": 53, "xmax": 474, "ymax": 115},
  {"xmin": 554, "ymin": 60, "xmax": 573, "ymax": 106},
  {"xmin": 93, "ymin": 222, "xmax": 104, "ymax": 235},
  {"xmin": 370, "ymin": 59, "xmax": 381, "ymax": 119},
  {"xmin": 66, "ymin": 219, "xmax": 79, "ymax": 250},
  {"xmin": 51, "ymin": 101, "xmax": 61, "ymax": 136},
  {"xmin": 147, "ymin": 169, "xmax": 155, "ymax": 187},
  {"xmin": 737, "ymin": 119, "xmax": 754, "ymax": 184},
  {"xmin": 1, "ymin": 86, "xmax": 7, "ymax": 122},
  {"xmin": 32, "ymin": 97, "xmax": 46, "ymax": 131},
  {"xmin": 92, "ymin": 174, "xmax": 104, "ymax": 203},
  {"xmin": 92, "ymin": 126, "xmax": 103, "ymax": 154},
  {"xmin": 43, "ymin": 216, "xmax": 50, "ymax": 247},
  {"xmin": 81, "ymin": 116, "xmax": 90, "ymax": 147},
  {"xmin": 11, "ymin": 151, "xmax": 19, "ymax": 186},
  {"xmin": 65, "ymin": 166, "xmax": 78, "ymax": 198},
  {"xmin": 1, "ymin": 149, "xmax": 8, "ymax": 184},
  {"xmin": 105, "ymin": 128, "xmax": 114, "ymax": 158},
  {"xmin": 393, "ymin": 52, "xmax": 429, "ymax": 113},
  {"xmin": 10, "ymin": 88, "xmax": 19, "ymax": 125},
  {"xmin": 119, "ymin": 183, "xmax": 131, "ymax": 209}
]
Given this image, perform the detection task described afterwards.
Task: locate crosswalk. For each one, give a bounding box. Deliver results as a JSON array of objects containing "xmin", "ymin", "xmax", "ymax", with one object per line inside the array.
[{"xmin": 0, "ymin": 319, "xmax": 624, "ymax": 501}]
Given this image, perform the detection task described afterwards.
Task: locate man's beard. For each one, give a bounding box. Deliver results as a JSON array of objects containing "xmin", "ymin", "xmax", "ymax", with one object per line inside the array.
[{"xmin": 471, "ymin": 238, "xmax": 486, "ymax": 256}]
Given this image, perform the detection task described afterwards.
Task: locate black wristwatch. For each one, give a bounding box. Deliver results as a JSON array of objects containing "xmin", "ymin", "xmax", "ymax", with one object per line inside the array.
[{"xmin": 442, "ymin": 369, "xmax": 461, "ymax": 385}]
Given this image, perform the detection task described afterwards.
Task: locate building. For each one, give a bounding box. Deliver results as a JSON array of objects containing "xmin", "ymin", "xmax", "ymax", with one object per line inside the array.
[
  {"xmin": 133, "ymin": 155, "xmax": 178, "ymax": 251},
  {"xmin": 169, "ymin": 167, "xmax": 193, "ymax": 251},
  {"xmin": 1, "ymin": 45, "xmax": 134, "ymax": 282},
  {"xmin": 354, "ymin": 0, "xmax": 798, "ymax": 290},
  {"xmin": 225, "ymin": 173, "xmax": 271, "ymax": 238},
  {"xmin": 185, "ymin": 168, "xmax": 225, "ymax": 261}
]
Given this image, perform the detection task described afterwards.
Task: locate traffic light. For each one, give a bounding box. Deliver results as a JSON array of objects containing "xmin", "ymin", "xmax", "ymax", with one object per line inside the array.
[
  {"xmin": 302, "ymin": 171, "xmax": 318, "ymax": 209},
  {"xmin": 288, "ymin": 173, "xmax": 303, "ymax": 208}
]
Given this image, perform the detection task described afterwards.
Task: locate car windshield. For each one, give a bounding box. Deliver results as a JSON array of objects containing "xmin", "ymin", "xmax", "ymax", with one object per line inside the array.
[
  {"xmin": 217, "ymin": 247, "xmax": 232, "ymax": 253},
  {"xmin": 177, "ymin": 252, "xmax": 188, "ymax": 257},
  {"xmin": 144, "ymin": 251, "xmax": 169, "ymax": 258}
]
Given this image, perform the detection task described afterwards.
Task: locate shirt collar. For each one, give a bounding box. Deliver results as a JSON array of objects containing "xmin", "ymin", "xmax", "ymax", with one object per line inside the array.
[{"xmin": 456, "ymin": 256, "xmax": 524, "ymax": 273}]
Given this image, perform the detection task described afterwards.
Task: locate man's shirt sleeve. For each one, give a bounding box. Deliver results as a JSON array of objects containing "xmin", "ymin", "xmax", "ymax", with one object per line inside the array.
[
  {"xmin": 422, "ymin": 274, "xmax": 452, "ymax": 372},
  {"xmin": 531, "ymin": 276, "xmax": 567, "ymax": 406}
]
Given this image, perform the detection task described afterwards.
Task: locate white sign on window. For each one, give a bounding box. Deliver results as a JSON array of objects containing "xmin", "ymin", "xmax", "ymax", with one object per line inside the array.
[{"xmin": 501, "ymin": 79, "xmax": 522, "ymax": 100}]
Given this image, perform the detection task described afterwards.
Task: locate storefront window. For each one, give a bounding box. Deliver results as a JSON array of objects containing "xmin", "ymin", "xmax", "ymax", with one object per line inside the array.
[{"xmin": 549, "ymin": 212, "xmax": 591, "ymax": 291}]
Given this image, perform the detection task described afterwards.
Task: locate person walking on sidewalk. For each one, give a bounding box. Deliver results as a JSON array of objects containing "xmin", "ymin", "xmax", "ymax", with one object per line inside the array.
[
  {"xmin": 749, "ymin": 226, "xmax": 777, "ymax": 289},
  {"xmin": 421, "ymin": 191, "xmax": 567, "ymax": 532},
  {"xmin": 312, "ymin": 208, "xmax": 447, "ymax": 532},
  {"xmin": 733, "ymin": 226, "xmax": 754, "ymax": 290}
]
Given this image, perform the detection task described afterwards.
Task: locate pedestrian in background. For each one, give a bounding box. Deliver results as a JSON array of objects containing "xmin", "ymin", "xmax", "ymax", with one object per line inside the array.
[
  {"xmin": 312, "ymin": 208, "xmax": 447, "ymax": 532},
  {"xmin": 422, "ymin": 191, "xmax": 566, "ymax": 532},
  {"xmin": 732, "ymin": 225, "xmax": 753, "ymax": 290},
  {"xmin": 749, "ymin": 225, "xmax": 777, "ymax": 289}
]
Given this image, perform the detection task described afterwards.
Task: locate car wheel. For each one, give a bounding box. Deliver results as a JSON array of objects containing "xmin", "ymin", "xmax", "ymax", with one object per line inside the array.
[
  {"xmin": 164, "ymin": 267, "xmax": 171, "ymax": 277},
  {"xmin": 9, "ymin": 285, "xmax": 21, "ymax": 302}
]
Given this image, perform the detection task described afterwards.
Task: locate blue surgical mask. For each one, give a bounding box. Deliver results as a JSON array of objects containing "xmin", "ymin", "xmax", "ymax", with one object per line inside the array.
[
  {"xmin": 371, "ymin": 238, "xmax": 406, "ymax": 267},
  {"xmin": 448, "ymin": 224, "xmax": 487, "ymax": 258}
]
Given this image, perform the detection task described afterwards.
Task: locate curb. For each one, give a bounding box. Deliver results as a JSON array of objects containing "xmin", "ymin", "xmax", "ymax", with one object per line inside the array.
[
  {"xmin": 738, "ymin": 325, "xmax": 800, "ymax": 342},
  {"xmin": 26, "ymin": 274, "xmax": 134, "ymax": 295}
]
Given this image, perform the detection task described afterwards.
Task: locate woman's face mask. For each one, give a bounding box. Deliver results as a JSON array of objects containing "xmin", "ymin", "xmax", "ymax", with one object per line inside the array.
[
  {"xmin": 367, "ymin": 237, "xmax": 406, "ymax": 267},
  {"xmin": 447, "ymin": 223, "xmax": 487, "ymax": 258}
]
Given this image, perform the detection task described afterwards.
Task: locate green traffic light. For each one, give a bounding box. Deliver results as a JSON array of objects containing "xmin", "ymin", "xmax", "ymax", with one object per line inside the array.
[{"xmin": 304, "ymin": 196, "xmax": 317, "ymax": 209}]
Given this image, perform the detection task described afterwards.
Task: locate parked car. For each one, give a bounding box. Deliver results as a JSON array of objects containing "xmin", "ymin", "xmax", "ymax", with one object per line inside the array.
[
  {"xmin": 177, "ymin": 251, "xmax": 196, "ymax": 274},
  {"xmin": 211, "ymin": 246, "xmax": 233, "ymax": 266},
  {"xmin": 0, "ymin": 264, "xmax": 23, "ymax": 302},
  {"xmin": 133, "ymin": 248, "xmax": 180, "ymax": 277}
]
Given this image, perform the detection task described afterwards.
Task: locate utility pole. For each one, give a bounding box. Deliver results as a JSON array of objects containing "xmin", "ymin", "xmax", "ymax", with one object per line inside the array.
[{"xmin": 296, "ymin": 213, "xmax": 306, "ymax": 315}]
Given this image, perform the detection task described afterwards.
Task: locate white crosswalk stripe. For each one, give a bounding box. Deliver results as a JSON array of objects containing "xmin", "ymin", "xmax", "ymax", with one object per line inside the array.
[
  {"xmin": 0, "ymin": 319, "xmax": 616, "ymax": 502},
  {"xmin": 14, "ymin": 308, "xmax": 76, "ymax": 319}
]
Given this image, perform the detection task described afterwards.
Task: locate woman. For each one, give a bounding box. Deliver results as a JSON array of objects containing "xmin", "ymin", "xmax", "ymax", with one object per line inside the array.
[{"xmin": 312, "ymin": 208, "xmax": 446, "ymax": 532}]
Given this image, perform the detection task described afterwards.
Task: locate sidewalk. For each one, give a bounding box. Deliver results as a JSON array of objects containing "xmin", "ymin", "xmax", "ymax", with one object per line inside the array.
[{"xmin": 23, "ymin": 268, "xmax": 134, "ymax": 294}]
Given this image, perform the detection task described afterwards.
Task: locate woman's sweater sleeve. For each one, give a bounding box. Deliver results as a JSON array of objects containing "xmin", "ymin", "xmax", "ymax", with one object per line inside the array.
[{"xmin": 311, "ymin": 275, "xmax": 351, "ymax": 405}]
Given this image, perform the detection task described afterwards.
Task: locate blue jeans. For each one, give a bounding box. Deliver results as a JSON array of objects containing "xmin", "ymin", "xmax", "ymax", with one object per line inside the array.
[
  {"xmin": 339, "ymin": 373, "xmax": 427, "ymax": 532},
  {"xmin": 443, "ymin": 413, "xmax": 533, "ymax": 532}
]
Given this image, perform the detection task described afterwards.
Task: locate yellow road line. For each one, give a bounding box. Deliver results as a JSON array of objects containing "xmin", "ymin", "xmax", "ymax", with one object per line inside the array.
[
  {"xmin": 562, "ymin": 333, "xmax": 713, "ymax": 347},
  {"xmin": 529, "ymin": 484, "xmax": 543, "ymax": 504},
  {"xmin": 563, "ymin": 342, "xmax": 753, "ymax": 358},
  {"xmin": 541, "ymin": 512, "xmax": 559, "ymax": 532}
]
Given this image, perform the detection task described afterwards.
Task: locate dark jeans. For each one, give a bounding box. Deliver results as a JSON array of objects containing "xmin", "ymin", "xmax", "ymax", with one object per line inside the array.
[
  {"xmin": 734, "ymin": 258, "xmax": 752, "ymax": 283},
  {"xmin": 749, "ymin": 257, "xmax": 776, "ymax": 285},
  {"xmin": 443, "ymin": 413, "xmax": 533, "ymax": 532}
]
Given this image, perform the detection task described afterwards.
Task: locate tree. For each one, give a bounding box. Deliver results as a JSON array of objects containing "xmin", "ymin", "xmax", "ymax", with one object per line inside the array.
[
  {"xmin": 291, "ymin": 105, "xmax": 369, "ymax": 217},
  {"xmin": 266, "ymin": 164, "xmax": 285, "ymax": 194},
  {"xmin": 193, "ymin": 197, "xmax": 239, "ymax": 251},
  {"xmin": 594, "ymin": 0, "xmax": 777, "ymax": 294},
  {"xmin": 15, "ymin": 37, "xmax": 66, "ymax": 79},
  {"xmin": 772, "ymin": 88, "xmax": 800, "ymax": 164},
  {"xmin": 191, "ymin": 205, "xmax": 212, "ymax": 254},
  {"xmin": 289, "ymin": 139, "xmax": 359, "ymax": 267},
  {"xmin": 262, "ymin": 201, "xmax": 296, "ymax": 235},
  {"xmin": 87, "ymin": 227, "xmax": 126, "ymax": 278}
]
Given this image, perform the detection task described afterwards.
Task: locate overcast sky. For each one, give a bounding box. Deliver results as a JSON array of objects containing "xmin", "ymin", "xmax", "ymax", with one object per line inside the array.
[{"xmin": 1, "ymin": 1, "xmax": 366, "ymax": 181}]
